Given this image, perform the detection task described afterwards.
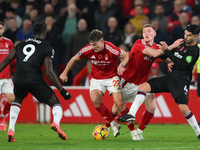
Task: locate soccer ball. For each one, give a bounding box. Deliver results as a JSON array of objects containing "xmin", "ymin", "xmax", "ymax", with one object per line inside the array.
[{"xmin": 92, "ymin": 125, "xmax": 109, "ymax": 140}]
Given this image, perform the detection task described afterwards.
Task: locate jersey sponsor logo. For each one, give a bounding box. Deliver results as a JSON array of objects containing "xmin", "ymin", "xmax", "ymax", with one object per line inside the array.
[
  {"xmin": 90, "ymin": 55, "xmax": 96, "ymax": 59},
  {"xmin": 64, "ymin": 95, "xmax": 91, "ymax": 117},
  {"xmin": 0, "ymin": 49, "xmax": 9, "ymax": 54},
  {"xmin": 186, "ymin": 56, "xmax": 192, "ymax": 63},
  {"xmin": 91, "ymin": 60, "xmax": 111, "ymax": 66},
  {"xmin": 154, "ymin": 95, "xmax": 172, "ymax": 118},
  {"xmin": 174, "ymin": 52, "xmax": 183, "ymax": 59}
]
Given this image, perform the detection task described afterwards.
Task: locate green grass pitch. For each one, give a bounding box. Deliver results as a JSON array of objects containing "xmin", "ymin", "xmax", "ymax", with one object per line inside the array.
[{"xmin": 0, "ymin": 124, "xmax": 200, "ymax": 150}]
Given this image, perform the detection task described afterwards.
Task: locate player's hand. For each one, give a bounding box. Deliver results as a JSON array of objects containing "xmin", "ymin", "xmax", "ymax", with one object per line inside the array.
[
  {"xmin": 59, "ymin": 72, "xmax": 68, "ymax": 82},
  {"xmin": 171, "ymin": 39, "xmax": 184, "ymax": 49},
  {"xmin": 160, "ymin": 41, "xmax": 168, "ymax": 51},
  {"xmin": 117, "ymin": 65, "xmax": 125, "ymax": 76},
  {"xmin": 168, "ymin": 62, "xmax": 174, "ymax": 72},
  {"xmin": 60, "ymin": 88, "xmax": 71, "ymax": 100}
]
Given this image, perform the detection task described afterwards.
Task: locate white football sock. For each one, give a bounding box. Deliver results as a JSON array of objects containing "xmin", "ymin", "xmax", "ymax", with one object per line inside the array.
[
  {"xmin": 8, "ymin": 103, "xmax": 21, "ymax": 132},
  {"xmin": 129, "ymin": 91, "xmax": 146, "ymax": 116},
  {"xmin": 52, "ymin": 105, "xmax": 62, "ymax": 126},
  {"xmin": 185, "ymin": 112, "xmax": 200, "ymax": 136}
]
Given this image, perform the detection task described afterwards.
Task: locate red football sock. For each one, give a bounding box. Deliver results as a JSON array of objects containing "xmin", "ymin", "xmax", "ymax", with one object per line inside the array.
[
  {"xmin": 126, "ymin": 122, "xmax": 135, "ymax": 131},
  {"xmin": 96, "ymin": 103, "xmax": 113, "ymax": 127},
  {"xmin": 138, "ymin": 110, "xmax": 154, "ymax": 130},
  {"xmin": 120, "ymin": 107, "xmax": 129, "ymax": 115},
  {"xmin": 119, "ymin": 107, "xmax": 135, "ymax": 131},
  {"xmin": 3, "ymin": 102, "xmax": 11, "ymax": 116},
  {"xmin": 109, "ymin": 109, "xmax": 117, "ymax": 119}
]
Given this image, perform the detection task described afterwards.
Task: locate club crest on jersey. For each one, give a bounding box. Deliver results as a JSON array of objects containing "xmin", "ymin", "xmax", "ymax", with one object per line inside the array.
[
  {"xmin": 5, "ymin": 42, "xmax": 8, "ymax": 48},
  {"xmin": 98, "ymin": 54, "xmax": 103, "ymax": 60},
  {"xmin": 105, "ymin": 54, "xmax": 108, "ymax": 60}
]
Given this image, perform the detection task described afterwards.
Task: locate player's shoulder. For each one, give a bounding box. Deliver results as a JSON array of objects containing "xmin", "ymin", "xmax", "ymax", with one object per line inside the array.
[
  {"xmin": 104, "ymin": 41, "xmax": 121, "ymax": 55},
  {"xmin": 80, "ymin": 44, "xmax": 93, "ymax": 53},
  {"xmin": 2, "ymin": 37, "xmax": 12, "ymax": 43}
]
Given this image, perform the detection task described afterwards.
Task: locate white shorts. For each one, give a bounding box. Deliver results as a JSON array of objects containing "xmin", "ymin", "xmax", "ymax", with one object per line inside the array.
[
  {"xmin": 121, "ymin": 78, "xmax": 138, "ymax": 103},
  {"xmin": 90, "ymin": 76, "xmax": 121, "ymax": 94},
  {"xmin": 0, "ymin": 79, "xmax": 14, "ymax": 94},
  {"xmin": 121, "ymin": 78, "xmax": 153, "ymax": 103}
]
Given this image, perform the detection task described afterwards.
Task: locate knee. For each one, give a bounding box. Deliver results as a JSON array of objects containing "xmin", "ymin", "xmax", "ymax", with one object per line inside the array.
[
  {"xmin": 6, "ymin": 94, "xmax": 15, "ymax": 104},
  {"xmin": 91, "ymin": 95, "xmax": 102, "ymax": 108},
  {"xmin": 178, "ymin": 104, "xmax": 189, "ymax": 115}
]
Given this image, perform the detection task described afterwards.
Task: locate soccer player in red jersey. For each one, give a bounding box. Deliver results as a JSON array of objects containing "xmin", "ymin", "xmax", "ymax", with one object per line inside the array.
[
  {"xmin": 112, "ymin": 24, "xmax": 168, "ymax": 140},
  {"xmin": 60, "ymin": 29, "xmax": 136, "ymax": 139},
  {"xmin": 0, "ymin": 21, "xmax": 15, "ymax": 131}
]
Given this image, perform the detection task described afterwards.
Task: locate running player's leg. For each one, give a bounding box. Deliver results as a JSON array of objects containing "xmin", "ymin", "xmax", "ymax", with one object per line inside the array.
[
  {"xmin": 137, "ymin": 93, "xmax": 156, "ymax": 140},
  {"xmin": 31, "ymin": 81, "xmax": 67, "ymax": 140},
  {"xmin": 174, "ymin": 83, "xmax": 200, "ymax": 140}
]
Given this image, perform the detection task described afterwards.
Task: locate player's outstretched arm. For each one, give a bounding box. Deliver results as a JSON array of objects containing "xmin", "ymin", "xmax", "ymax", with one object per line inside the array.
[
  {"xmin": 59, "ymin": 54, "xmax": 81, "ymax": 82},
  {"xmin": 117, "ymin": 50, "xmax": 129, "ymax": 75},
  {"xmin": 142, "ymin": 47, "xmax": 164, "ymax": 58},
  {"xmin": 44, "ymin": 58, "xmax": 71, "ymax": 100},
  {"xmin": 0, "ymin": 48, "xmax": 16, "ymax": 72}
]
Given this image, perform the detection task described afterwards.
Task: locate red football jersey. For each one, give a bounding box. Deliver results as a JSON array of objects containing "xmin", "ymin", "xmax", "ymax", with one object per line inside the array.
[
  {"xmin": 122, "ymin": 39, "xmax": 160, "ymax": 85},
  {"xmin": 0, "ymin": 37, "xmax": 15, "ymax": 78},
  {"xmin": 78, "ymin": 41, "xmax": 122, "ymax": 79}
]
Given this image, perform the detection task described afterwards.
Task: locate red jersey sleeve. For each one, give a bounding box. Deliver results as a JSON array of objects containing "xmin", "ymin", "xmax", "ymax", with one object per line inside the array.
[
  {"xmin": 78, "ymin": 44, "xmax": 93, "ymax": 59},
  {"xmin": 104, "ymin": 41, "xmax": 122, "ymax": 59}
]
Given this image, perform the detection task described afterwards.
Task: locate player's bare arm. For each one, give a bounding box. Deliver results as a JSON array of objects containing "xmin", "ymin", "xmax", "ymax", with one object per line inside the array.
[
  {"xmin": 44, "ymin": 58, "xmax": 63, "ymax": 91},
  {"xmin": 0, "ymin": 48, "xmax": 16, "ymax": 72},
  {"xmin": 45, "ymin": 58, "xmax": 71, "ymax": 100},
  {"xmin": 59, "ymin": 54, "xmax": 81, "ymax": 82},
  {"xmin": 117, "ymin": 50, "xmax": 129, "ymax": 75},
  {"xmin": 142, "ymin": 47, "xmax": 164, "ymax": 58}
]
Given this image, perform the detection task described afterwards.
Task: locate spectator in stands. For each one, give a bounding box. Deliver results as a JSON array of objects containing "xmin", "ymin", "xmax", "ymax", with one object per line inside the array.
[
  {"xmin": 148, "ymin": 62, "xmax": 164, "ymax": 79},
  {"xmin": 129, "ymin": 5, "xmax": 149, "ymax": 37},
  {"xmin": 59, "ymin": 0, "xmax": 81, "ymax": 17},
  {"xmin": 10, "ymin": 0, "xmax": 24, "ymax": 17},
  {"xmin": 191, "ymin": 15, "xmax": 200, "ymax": 43},
  {"xmin": 129, "ymin": 0, "xmax": 150, "ymax": 17},
  {"xmin": 29, "ymin": 9, "xmax": 39, "ymax": 25},
  {"xmin": 35, "ymin": 3, "xmax": 55, "ymax": 23},
  {"xmin": 171, "ymin": 11, "xmax": 189, "ymax": 43},
  {"xmin": 182, "ymin": 0, "xmax": 193, "ymax": 15},
  {"xmin": 4, "ymin": 9, "xmax": 22, "ymax": 30},
  {"xmin": 151, "ymin": 3, "xmax": 167, "ymax": 31},
  {"xmin": 4, "ymin": 17, "xmax": 19, "ymax": 44},
  {"xmin": 94, "ymin": 0, "xmax": 117, "ymax": 33},
  {"xmin": 15, "ymin": 19, "xmax": 33, "ymax": 45},
  {"xmin": 51, "ymin": 0, "xmax": 65, "ymax": 17},
  {"xmin": 123, "ymin": 22, "xmax": 138, "ymax": 50},
  {"xmin": 147, "ymin": 0, "xmax": 174, "ymax": 17},
  {"xmin": 81, "ymin": 0, "xmax": 99, "ymax": 31},
  {"xmin": 167, "ymin": 0, "xmax": 190, "ymax": 34},
  {"xmin": 44, "ymin": 15, "xmax": 62, "ymax": 75},
  {"xmin": 193, "ymin": 0, "xmax": 200, "ymax": 18},
  {"xmin": 22, "ymin": 2, "xmax": 35, "ymax": 20},
  {"xmin": 0, "ymin": 0, "xmax": 10, "ymax": 21},
  {"xmin": 191, "ymin": 15, "xmax": 200, "ymax": 26},
  {"xmin": 151, "ymin": 19, "xmax": 169, "ymax": 44},
  {"xmin": 67, "ymin": 18, "xmax": 90, "ymax": 82},
  {"xmin": 103, "ymin": 17, "xmax": 123, "ymax": 47}
]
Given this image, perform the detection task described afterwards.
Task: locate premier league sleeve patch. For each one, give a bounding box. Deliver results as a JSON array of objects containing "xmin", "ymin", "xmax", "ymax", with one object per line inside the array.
[
  {"xmin": 78, "ymin": 51, "xmax": 82, "ymax": 57},
  {"xmin": 186, "ymin": 56, "xmax": 192, "ymax": 63}
]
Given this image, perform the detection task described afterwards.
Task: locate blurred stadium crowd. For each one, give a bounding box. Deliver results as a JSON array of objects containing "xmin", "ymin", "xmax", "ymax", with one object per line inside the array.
[{"xmin": 0, "ymin": 0, "xmax": 200, "ymax": 86}]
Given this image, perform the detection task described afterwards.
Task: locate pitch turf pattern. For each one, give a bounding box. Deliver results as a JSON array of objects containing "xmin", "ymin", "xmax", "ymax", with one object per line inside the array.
[{"xmin": 0, "ymin": 124, "xmax": 200, "ymax": 150}]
